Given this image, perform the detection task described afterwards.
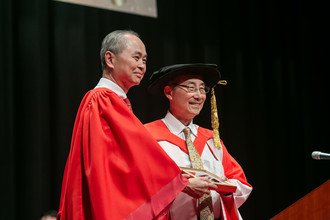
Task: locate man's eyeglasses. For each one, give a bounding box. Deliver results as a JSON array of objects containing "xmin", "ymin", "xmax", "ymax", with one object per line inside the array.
[{"xmin": 172, "ymin": 84, "xmax": 210, "ymax": 94}]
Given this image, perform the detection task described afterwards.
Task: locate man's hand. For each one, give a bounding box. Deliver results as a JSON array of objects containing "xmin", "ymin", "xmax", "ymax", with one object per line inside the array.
[{"xmin": 182, "ymin": 174, "xmax": 217, "ymax": 199}]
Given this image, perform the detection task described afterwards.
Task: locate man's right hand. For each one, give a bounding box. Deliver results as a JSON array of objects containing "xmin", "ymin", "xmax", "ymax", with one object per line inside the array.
[{"xmin": 182, "ymin": 175, "xmax": 217, "ymax": 199}]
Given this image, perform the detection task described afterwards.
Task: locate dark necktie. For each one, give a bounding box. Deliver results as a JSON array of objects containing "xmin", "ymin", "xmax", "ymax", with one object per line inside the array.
[
  {"xmin": 123, "ymin": 98, "xmax": 132, "ymax": 112},
  {"xmin": 183, "ymin": 127, "xmax": 214, "ymax": 220}
]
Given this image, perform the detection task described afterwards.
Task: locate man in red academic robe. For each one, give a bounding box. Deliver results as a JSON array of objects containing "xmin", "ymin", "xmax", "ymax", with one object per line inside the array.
[
  {"xmin": 145, "ymin": 64, "xmax": 253, "ymax": 220},
  {"xmin": 57, "ymin": 30, "xmax": 192, "ymax": 220}
]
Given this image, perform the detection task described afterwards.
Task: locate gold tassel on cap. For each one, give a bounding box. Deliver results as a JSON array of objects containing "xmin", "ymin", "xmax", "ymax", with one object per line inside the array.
[{"xmin": 211, "ymin": 80, "xmax": 227, "ymax": 148}]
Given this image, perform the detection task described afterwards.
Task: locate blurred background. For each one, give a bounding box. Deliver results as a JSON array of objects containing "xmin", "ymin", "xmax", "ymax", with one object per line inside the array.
[{"xmin": 1, "ymin": 0, "xmax": 329, "ymax": 219}]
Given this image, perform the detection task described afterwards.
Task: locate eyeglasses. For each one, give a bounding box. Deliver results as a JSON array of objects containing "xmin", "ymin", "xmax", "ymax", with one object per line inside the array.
[{"xmin": 172, "ymin": 84, "xmax": 210, "ymax": 94}]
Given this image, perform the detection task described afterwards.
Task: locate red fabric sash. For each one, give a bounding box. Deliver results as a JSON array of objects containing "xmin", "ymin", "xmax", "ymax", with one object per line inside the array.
[{"xmin": 221, "ymin": 195, "xmax": 239, "ymax": 220}]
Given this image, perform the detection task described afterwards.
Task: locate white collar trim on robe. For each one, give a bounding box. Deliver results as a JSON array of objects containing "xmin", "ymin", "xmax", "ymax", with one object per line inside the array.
[{"xmin": 95, "ymin": 77, "xmax": 127, "ymax": 99}]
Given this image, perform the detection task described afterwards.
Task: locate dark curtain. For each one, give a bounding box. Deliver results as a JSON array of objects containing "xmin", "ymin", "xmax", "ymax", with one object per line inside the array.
[{"xmin": 1, "ymin": 0, "xmax": 329, "ymax": 219}]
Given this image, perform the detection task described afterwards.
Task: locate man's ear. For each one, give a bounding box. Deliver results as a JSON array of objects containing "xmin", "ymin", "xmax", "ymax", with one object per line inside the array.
[
  {"xmin": 104, "ymin": 51, "xmax": 115, "ymax": 68},
  {"xmin": 164, "ymin": 85, "xmax": 173, "ymax": 100}
]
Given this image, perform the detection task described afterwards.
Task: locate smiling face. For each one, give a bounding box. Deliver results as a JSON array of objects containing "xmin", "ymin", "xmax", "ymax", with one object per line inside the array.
[
  {"xmin": 164, "ymin": 75, "xmax": 207, "ymax": 125},
  {"xmin": 103, "ymin": 33, "xmax": 147, "ymax": 93}
]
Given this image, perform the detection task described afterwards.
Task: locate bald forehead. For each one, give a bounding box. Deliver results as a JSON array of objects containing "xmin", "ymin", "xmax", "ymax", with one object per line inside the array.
[{"xmin": 123, "ymin": 34, "xmax": 147, "ymax": 54}]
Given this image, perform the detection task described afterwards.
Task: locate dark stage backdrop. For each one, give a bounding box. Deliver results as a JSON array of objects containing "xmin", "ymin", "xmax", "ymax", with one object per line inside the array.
[{"xmin": 1, "ymin": 0, "xmax": 329, "ymax": 219}]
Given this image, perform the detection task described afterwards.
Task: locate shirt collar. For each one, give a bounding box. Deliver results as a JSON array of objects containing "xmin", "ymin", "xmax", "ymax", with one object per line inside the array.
[
  {"xmin": 95, "ymin": 77, "xmax": 127, "ymax": 99},
  {"xmin": 163, "ymin": 111, "xmax": 198, "ymax": 137}
]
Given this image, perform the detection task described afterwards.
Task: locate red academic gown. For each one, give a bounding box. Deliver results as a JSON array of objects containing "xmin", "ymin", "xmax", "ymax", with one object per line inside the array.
[
  {"xmin": 57, "ymin": 88, "xmax": 187, "ymax": 220},
  {"xmin": 145, "ymin": 120, "xmax": 252, "ymax": 220}
]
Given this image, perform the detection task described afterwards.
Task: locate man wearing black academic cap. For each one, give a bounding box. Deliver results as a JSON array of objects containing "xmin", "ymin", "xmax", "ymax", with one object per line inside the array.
[{"xmin": 145, "ymin": 64, "xmax": 253, "ymax": 220}]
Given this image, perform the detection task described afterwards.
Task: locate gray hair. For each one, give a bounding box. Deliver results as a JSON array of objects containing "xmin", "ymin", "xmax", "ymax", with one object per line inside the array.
[{"xmin": 100, "ymin": 30, "xmax": 140, "ymax": 70}]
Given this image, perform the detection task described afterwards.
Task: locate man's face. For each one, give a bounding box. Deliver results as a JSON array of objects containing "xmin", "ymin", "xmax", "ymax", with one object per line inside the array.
[
  {"xmin": 166, "ymin": 75, "xmax": 207, "ymax": 124},
  {"xmin": 111, "ymin": 34, "xmax": 147, "ymax": 92}
]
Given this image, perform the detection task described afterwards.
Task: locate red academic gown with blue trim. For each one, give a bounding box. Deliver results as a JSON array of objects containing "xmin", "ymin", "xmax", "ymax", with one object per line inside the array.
[{"xmin": 57, "ymin": 88, "xmax": 187, "ymax": 220}]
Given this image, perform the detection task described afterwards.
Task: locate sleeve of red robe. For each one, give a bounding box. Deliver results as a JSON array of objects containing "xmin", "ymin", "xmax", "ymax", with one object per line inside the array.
[
  {"xmin": 221, "ymin": 141, "xmax": 251, "ymax": 187},
  {"xmin": 219, "ymin": 140, "xmax": 252, "ymax": 220},
  {"xmin": 57, "ymin": 88, "xmax": 187, "ymax": 220}
]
